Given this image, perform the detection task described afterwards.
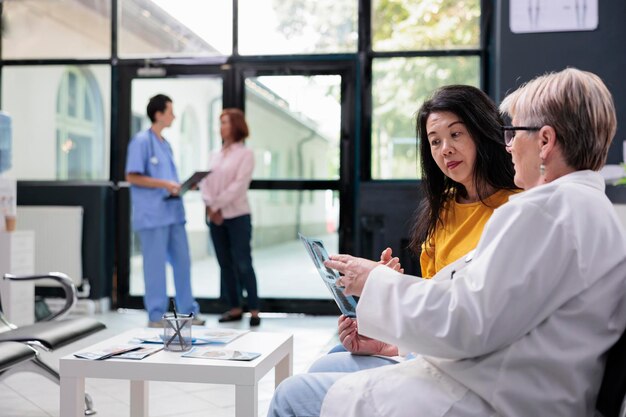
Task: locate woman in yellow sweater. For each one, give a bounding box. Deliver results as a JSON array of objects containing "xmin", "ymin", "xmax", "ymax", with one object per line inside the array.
[
  {"xmin": 306, "ymin": 85, "xmax": 518, "ymax": 368},
  {"xmin": 411, "ymin": 85, "xmax": 518, "ymax": 278}
]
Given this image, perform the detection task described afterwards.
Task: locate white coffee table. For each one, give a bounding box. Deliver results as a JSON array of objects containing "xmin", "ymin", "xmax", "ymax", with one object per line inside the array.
[{"xmin": 59, "ymin": 328, "xmax": 293, "ymax": 417}]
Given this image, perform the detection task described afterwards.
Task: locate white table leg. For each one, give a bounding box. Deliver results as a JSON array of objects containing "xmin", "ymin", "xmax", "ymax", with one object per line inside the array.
[
  {"xmin": 236, "ymin": 384, "xmax": 258, "ymax": 417},
  {"xmin": 60, "ymin": 375, "xmax": 84, "ymax": 417},
  {"xmin": 130, "ymin": 380, "xmax": 149, "ymax": 417},
  {"xmin": 275, "ymin": 350, "xmax": 293, "ymax": 387}
]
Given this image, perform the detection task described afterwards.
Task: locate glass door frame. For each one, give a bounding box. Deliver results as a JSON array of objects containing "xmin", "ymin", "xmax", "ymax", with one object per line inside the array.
[
  {"xmin": 114, "ymin": 56, "xmax": 359, "ymax": 314},
  {"xmin": 114, "ymin": 60, "xmax": 231, "ymax": 312}
]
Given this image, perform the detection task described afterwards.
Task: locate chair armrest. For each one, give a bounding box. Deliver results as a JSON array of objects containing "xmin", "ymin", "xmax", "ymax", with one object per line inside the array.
[{"xmin": 3, "ymin": 272, "xmax": 77, "ymax": 321}]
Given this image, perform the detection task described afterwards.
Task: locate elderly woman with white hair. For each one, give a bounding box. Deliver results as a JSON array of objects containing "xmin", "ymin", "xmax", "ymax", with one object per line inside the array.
[{"xmin": 267, "ymin": 68, "xmax": 626, "ymax": 417}]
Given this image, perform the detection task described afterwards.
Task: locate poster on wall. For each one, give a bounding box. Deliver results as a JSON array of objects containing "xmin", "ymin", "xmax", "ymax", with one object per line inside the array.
[{"xmin": 510, "ymin": 0, "xmax": 598, "ymax": 34}]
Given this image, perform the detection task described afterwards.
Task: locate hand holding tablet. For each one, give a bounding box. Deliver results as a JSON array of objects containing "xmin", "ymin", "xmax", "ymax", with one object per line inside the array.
[
  {"xmin": 165, "ymin": 171, "xmax": 210, "ymax": 200},
  {"xmin": 324, "ymin": 254, "xmax": 380, "ymax": 297},
  {"xmin": 299, "ymin": 233, "xmax": 358, "ymax": 318}
]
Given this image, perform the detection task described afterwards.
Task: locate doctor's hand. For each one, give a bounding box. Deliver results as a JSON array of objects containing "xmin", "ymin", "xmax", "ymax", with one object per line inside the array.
[
  {"xmin": 338, "ymin": 315, "xmax": 399, "ymax": 357},
  {"xmin": 325, "ymin": 254, "xmax": 379, "ymax": 297},
  {"xmin": 165, "ymin": 181, "xmax": 181, "ymax": 196},
  {"xmin": 379, "ymin": 247, "xmax": 404, "ymax": 273}
]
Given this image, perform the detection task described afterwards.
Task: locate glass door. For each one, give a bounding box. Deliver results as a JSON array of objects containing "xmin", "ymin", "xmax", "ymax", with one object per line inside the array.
[
  {"xmin": 116, "ymin": 60, "xmax": 356, "ymax": 314},
  {"xmin": 126, "ymin": 75, "xmax": 224, "ymax": 301},
  {"xmin": 243, "ymin": 74, "xmax": 342, "ymax": 300}
]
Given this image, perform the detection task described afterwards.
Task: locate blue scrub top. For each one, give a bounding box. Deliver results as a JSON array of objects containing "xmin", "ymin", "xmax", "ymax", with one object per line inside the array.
[{"xmin": 126, "ymin": 129, "xmax": 186, "ymax": 231}]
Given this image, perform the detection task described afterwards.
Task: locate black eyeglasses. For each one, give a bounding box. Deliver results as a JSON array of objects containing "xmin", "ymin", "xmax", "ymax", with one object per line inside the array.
[{"xmin": 502, "ymin": 126, "xmax": 541, "ymax": 146}]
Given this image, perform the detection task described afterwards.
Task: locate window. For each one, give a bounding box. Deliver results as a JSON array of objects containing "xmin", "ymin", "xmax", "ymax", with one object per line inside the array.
[
  {"xmin": 118, "ymin": 0, "xmax": 232, "ymax": 57},
  {"xmin": 372, "ymin": 0, "xmax": 480, "ymax": 51},
  {"xmin": 1, "ymin": 65, "xmax": 110, "ymax": 180},
  {"xmin": 372, "ymin": 56, "xmax": 480, "ymax": 179},
  {"xmin": 370, "ymin": 0, "xmax": 482, "ymax": 179},
  {"xmin": 2, "ymin": 0, "xmax": 111, "ymax": 59},
  {"xmin": 238, "ymin": 0, "xmax": 357, "ymax": 55},
  {"xmin": 245, "ymin": 75, "xmax": 341, "ymax": 180},
  {"xmin": 56, "ymin": 67, "xmax": 106, "ymax": 180}
]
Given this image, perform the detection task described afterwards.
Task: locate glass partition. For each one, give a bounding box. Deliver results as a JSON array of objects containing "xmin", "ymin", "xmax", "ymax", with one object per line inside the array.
[
  {"xmin": 2, "ymin": 0, "xmax": 111, "ymax": 59},
  {"xmin": 371, "ymin": 0, "xmax": 480, "ymax": 51},
  {"xmin": 1, "ymin": 65, "xmax": 111, "ymax": 180},
  {"xmin": 238, "ymin": 0, "xmax": 357, "ymax": 55},
  {"xmin": 118, "ymin": 0, "xmax": 232, "ymax": 57},
  {"xmin": 245, "ymin": 75, "xmax": 342, "ymax": 180},
  {"xmin": 130, "ymin": 189, "xmax": 338, "ymax": 299},
  {"xmin": 128, "ymin": 76, "xmax": 223, "ymax": 301},
  {"xmin": 371, "ymin": 56, "xmax": 480, "ymax": 179}
]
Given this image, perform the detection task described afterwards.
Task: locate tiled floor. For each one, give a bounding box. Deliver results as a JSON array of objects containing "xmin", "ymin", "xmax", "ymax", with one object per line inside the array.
[{"xmin": 0, "ymin": 309, "xmax": 338, "ymax": 417}]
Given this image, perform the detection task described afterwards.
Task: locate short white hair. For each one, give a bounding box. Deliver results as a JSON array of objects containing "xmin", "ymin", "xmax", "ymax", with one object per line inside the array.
[{"xmin": 500, "ymin": 67, "xmax": 616, "ymax": 171}]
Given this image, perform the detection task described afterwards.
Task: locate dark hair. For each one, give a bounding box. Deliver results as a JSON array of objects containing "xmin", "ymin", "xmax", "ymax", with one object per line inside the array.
[
  {"xmin": 221, "ymin": 108, "xmax": 249, "ymax": 142},
  {"xmin": 409, "ymin": 85, "xmax": 517, "ymax": 253},
  {"xmin": 147, "ymin": 94, "xmax": 172, "ymax": 123}
]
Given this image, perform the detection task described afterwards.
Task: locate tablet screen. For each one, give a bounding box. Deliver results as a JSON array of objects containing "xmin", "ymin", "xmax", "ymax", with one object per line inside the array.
[
  {"xmin": 299, "ymin": 233, "xmax": 357, "ymax": 317},
  {"xmin": 165, "ymin": 170, "xmax": 210, "ymax": 200}
]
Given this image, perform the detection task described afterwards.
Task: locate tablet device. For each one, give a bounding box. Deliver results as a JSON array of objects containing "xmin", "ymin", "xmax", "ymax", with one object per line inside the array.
[
  {"xmin": 165, "ymin": 170, "xmax": 210, "ymax": 200},
  {"xmin": 299, "ymin": 233, "xmax": 357, "ymax": 318}
]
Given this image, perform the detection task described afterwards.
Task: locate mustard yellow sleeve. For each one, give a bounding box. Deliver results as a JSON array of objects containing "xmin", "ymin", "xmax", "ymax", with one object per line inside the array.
[{"xmin": 420, "ymin": 241, "xmax": 436, "ymax": 278}]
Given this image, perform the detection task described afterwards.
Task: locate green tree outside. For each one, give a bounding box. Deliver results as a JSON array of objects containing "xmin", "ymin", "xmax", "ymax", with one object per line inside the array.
[{"xmin": 270, "ymin": 0, "xmax": 481, "ymax": 178}]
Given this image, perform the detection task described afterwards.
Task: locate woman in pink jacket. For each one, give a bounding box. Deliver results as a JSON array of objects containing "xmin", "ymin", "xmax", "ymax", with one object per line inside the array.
[{"xmin": 199, "ymin": 108, "xmax": 260, "ymax": 327}]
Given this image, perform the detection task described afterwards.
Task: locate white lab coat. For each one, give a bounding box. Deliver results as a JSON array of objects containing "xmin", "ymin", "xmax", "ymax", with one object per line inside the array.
[{"xmin": 322, "ymin": 170, "xmax": 626, "ymax": 417}]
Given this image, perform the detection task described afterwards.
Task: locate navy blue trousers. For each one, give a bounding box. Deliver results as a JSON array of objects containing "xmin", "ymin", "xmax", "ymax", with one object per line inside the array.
[{"xmin": 209, "ymin": 214, "xmax": 260, "ymax": 310}]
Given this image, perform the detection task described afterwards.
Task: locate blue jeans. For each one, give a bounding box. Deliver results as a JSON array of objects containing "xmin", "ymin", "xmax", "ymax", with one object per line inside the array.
[
  {"xmin": 209, "ymin": 214, "xmax": 259, "ymax": 310},
  {"xmin": 327, "ymin": 344, "xmax": 347, "ymax": 354},
  {"xmin": 267, "ymin": 352, "xmax": 398, "ymax": 417},
  {"xmin": 138, "ymin": 223, "xmax": 199, "ymax": 322}
]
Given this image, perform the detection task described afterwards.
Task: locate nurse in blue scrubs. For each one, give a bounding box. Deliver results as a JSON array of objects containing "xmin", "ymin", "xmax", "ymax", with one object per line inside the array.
[{"xmin": 125, "ymin": 94, "xmax": 202, "ymax": 327}]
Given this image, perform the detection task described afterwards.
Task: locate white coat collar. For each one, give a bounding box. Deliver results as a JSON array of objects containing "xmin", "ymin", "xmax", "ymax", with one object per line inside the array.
[{"xmin": 508, "ymin": 170, "xmax": 604, "ymax": 201}]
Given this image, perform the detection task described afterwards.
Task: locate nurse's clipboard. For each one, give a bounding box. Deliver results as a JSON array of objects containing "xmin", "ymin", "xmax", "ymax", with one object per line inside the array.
[
  {"xmin": 165, "ymin": 171, "xmax": 210, "ymax": 200},
  {"xmin": 299, "ymin": 233, "xmax": 358, "ymax": 318}
]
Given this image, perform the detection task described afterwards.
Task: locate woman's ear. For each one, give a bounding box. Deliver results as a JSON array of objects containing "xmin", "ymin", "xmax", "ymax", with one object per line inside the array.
[{"xmin": 538, "ymin": 125, "xmax": 557, "ymax": 159}]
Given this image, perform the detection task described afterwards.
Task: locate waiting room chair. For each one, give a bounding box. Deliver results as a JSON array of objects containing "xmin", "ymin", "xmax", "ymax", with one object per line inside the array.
[
  {"xmin": 595, "ymin": 327, "xmax": 626, "ymax": 417},
  {"xmin": 0, "ymin": 272, "xmax": 106, "ymax": 415},
  {"xmin": 0, "ymin": 341, "xmax": 38, "ymax": 374}
]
